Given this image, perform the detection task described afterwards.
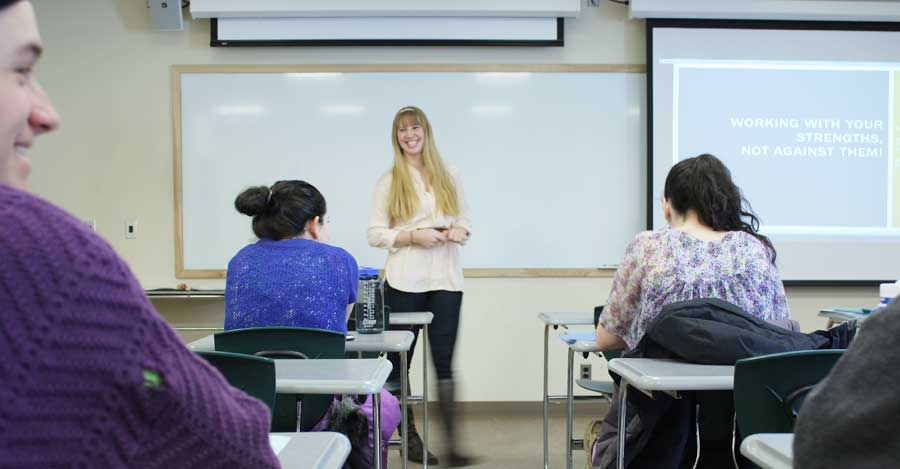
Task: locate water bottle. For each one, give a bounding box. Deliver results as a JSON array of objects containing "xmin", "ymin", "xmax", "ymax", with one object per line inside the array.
[
  {"xmin": 873, "ymin": 280, "xmax": 900, "ymax": 314},
  {"xmin": 872, "ymin": 297, "xmax": 891, "ymax": 314},
  {"xmin": 355, "ymin": 267, "xmax": 384, "ymax": 334}
]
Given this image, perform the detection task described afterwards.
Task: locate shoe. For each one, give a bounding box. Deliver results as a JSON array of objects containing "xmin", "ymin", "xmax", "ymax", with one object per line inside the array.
[
  {"xmin": 392, "ymin": 385, "xmax": 439, "ymax": 465},
  {"xmin": 403, "ymin": 405, "xmax": 438, "ymax": 464},
  {"xmin": 407, "ymin": 426, "xmax": 439, "ymax": 464},
  {"xmin": 437, "ymin": 380, "xmax": 482, "ymax": 467},
  {"xmin": 444, "ymin": 452, "xmax": 482, "ymax": 467}
]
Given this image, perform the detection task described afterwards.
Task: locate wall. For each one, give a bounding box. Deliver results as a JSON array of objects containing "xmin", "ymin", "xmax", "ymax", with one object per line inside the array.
[{"xmin": 28, "ymin": 0, "xmax": 876, "ymax": 401}]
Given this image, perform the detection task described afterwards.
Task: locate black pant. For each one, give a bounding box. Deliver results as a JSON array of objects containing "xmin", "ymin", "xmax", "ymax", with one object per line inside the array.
[{"xmin": 385, "ymin": 282, "xmax": 463, "ymax": 382}]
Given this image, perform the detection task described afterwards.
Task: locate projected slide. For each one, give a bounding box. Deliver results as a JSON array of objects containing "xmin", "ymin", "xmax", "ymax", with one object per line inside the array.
[
  {"xmin": 674, "ymin": 64, "xmax": 899, "ymax": 232},
  {"xmin": 650, "ymin": 24, "xmax": 900, "ymax": 281}
]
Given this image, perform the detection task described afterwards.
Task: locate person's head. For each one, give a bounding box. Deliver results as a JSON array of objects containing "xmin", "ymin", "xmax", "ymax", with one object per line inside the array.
[
  {"xmin": 663, "ymin": 153, "xmax": 776, "ymax": 261},
  {"xmin": 234, "ymin": 180, "xmax": 329, "ymax": 242},
  {"xmin": 387, "ymin": 106, "xmax": 459, "ymax": 221},
  {"xmin": 0, "ymin": 0, "xmax": 60, "ymax": 191},
  {"xmin": 391, "ymin": 106, "xmax": 436, "ymax": 159}
]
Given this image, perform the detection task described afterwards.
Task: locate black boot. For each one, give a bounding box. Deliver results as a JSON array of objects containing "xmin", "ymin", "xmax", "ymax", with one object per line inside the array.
[
  {"xmin": 391, "ymin": 383, "xmax": 439, "ymax": 465},
  {"xmin": 401, "ymin": 404, "xmax": 439, "ymax": 464},
  {"xmin": 437, "ymin": 380, "xmax": 481, "ymax": 467}
]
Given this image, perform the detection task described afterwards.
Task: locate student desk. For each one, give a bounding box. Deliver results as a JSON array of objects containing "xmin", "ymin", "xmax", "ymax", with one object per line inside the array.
[
  {"xmin": 345, "ymin": 330, "xmax": 415, "ymax": 469},
  {"xmin": 389, "ymin": 312, "xmax": 435, "ymax": 469},
  {"xmin": 274, "ymin": 359, "xmax": 391, "ymax": 469},
  {"xmin": 537, "ymin": 312, "xmax": 594, "ymax": 469},
  {"xmin": 607, "ymin": 358, "xmax": 735, "ymax": 469},
  {"xmin": 190, "ymin": 333, "xmax": 412, "ymax": 469},
  {"xmin": 563, "ymin": 339, "xmax": 608, "ymax": 469},
  {"xmin": 739, "ymin": 433, "xmax": 794, "ymax": 469},
  {"xmin": 818, "ymin": 308, "xmax": 869, "ymax": 328},
  {"xmin": 271, "ymin": 432, "xmax": 351, "ymax": 469}
]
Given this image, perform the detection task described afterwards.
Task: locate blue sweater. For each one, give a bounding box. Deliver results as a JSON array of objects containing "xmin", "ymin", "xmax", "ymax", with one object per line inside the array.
[{"xmin": 225, "ymin": 238, "xmax": 359, "ymax": 333}]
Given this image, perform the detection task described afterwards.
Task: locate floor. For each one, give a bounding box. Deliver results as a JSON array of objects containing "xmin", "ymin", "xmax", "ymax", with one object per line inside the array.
[{"xmin": 385, "ymin": 400, "xmax": 611, "ymax": 469}]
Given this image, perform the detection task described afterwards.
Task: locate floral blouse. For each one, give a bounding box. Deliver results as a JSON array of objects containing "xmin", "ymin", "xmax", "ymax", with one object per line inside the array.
[{"xmin": 599, "ymin": 229, "xmax": 791, "ymax": 350}]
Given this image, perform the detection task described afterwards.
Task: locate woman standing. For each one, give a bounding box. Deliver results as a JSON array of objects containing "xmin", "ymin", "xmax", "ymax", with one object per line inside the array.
[{"xmin": 368, "ymin": 106, "xmax": 477, "ymax": 466}]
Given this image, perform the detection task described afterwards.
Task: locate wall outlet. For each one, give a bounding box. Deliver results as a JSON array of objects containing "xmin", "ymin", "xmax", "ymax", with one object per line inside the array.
[
  {"xmin": 125, "ymin": 220, "xmax": 138, "ymax": 239},
  {"xmin": 85, "ymin": 219, "xmax": 97, "ymax": 231},
  {"xmin": 579, "ymin": 363, "xmax": 591, "ymax": 380}
]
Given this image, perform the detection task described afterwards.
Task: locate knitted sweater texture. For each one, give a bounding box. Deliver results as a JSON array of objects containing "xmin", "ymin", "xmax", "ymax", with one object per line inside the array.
[{"xmin": 0, "ymin": 185, "xmax": 279, "ymax": 468}]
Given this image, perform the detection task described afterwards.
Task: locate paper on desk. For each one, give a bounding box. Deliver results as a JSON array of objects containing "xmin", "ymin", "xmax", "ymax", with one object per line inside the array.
[
  {"xmin": 559, "ymin": 331, "xmax": 597, "ymax": 344},
  {"xmin": 269, "ymin": 435, "xmax": 291, "ymax": 455}
]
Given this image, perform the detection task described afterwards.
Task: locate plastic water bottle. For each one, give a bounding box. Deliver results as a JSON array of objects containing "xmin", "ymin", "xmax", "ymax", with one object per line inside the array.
[
  {"xmin": 355, "ymin": 267, "xmax": 384, "ymax": 334},
  {"xmin": 873, "ymin": 280, "xmax": 900, "ymax": 314}
]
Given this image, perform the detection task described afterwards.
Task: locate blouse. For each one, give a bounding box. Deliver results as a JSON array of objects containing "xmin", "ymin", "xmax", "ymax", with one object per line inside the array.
[
  {"xmin": 367, "ymin": 164, "xmax": 471, "ymax": 293},
  {"xmin": 599, "ymin": 229, "xmax": 791, "ymax": 350}
]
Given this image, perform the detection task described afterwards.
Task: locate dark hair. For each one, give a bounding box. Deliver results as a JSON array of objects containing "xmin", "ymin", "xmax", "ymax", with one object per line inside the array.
[
  {"xmin": 663, "ymin": 154, "xmax": 777, "ymax": 262},
  {"xmin": 234, "ymin": 180, "xmax": 326, "ymax": 240},
  {"xmin": 0, "ymin": 0, "xmax": 23, "ymax": 11}
]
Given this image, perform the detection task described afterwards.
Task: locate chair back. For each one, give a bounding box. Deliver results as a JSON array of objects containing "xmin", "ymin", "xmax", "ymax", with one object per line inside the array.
[
  {"xmin": 196, "ymin": 351, "xmax": 276, "ymax": 414},
  {"xmin": 215, "ymin": 326, "xmax": 345, "ymax": 358},
  {"xmin": 734, "ymin": 349, "xmax": 844, "ymax": 438},
  {"xmin": 214, "ymin": 327, "xmax": 345, "ymax": 431},
  {"xmin": 593, "ymin": 305, "xmax": 604, "ymax": 328}
]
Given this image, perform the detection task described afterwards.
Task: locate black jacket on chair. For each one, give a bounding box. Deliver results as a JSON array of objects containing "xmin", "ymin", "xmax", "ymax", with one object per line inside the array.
[{"xmin": 592, "ymin": 298, "xmax": 854, "ymax": 469}]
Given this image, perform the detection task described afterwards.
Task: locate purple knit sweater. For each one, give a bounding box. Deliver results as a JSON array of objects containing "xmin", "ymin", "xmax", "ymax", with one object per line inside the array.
[{"xmin": 0, "ymin": 185, "xmax": 279, "ymax": 468}]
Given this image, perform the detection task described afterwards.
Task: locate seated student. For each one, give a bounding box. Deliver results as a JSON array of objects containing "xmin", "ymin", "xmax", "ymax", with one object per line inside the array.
[
  {"xmin": 226, "ymin": 180, "xmax": 400, "ymax": 468},
  {"xmin": 0, "ymin": 1, "xmax": 278, "ymax": 466},
  {"xmin": 596, "ymin": 153, "xmax": 791, "ymax": 351},
  {"xmin": 794, "ymin": 297, "xmax": 900, "ymax": 468},
  {"xmin": 225, "ymin": 180, "xmax": 358, "ymax": 331}
]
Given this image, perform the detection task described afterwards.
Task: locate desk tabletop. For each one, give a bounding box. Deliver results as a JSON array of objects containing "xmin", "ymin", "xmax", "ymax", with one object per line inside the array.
[
  {"xmin": 188, "ymin": 335, "xmax": 214, "ymax": 352},
  {"xmin": 740, "ymin": 433, "xmax": 793, "ymax": 469},
  {"xmin": 188, "ymin": 330, "xmax": 414, "ymax": 353},
  {"xmin": 569, "ymin": 340, "xmax": 601, "ymax": 353},
  {"xmin": 346, "ymin": 331, "xmax": 414, "ymax": 352},
  {"xmin": 272, "ymin": 432, "xmax": 351, "ymax": 469},
  {"xmin": 275, "ymin": 359, "xmax": 391, "ymax": 395},
  {"xmin": 608, "ymin": 358, "xmax": 734, "ymax": 391},
  {"xmin": 538, "ymin": 312, "xmax": 594, "ymax": 326},
  {"xmin": 390, "ymin": 312, "xmax": 434, "ymax": 325}
]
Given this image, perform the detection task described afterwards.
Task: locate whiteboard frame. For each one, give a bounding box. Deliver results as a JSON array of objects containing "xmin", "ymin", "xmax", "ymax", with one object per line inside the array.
[{"xmin": 171, "ymin": 63, "xmax": 644, "ymax": 279}]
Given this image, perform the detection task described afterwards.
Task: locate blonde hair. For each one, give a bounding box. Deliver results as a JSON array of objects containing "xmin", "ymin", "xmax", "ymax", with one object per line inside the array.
[{"xmin": 387, "ymin": 106, "xmax": 460, "ymax": 223}]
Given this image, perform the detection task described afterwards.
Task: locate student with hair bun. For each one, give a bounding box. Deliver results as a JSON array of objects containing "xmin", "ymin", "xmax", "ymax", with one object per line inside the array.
[
  {"xmin": 226, "ymin": 179, "xmax": 400, "ymax": 469},
  {"xmin": 226, "ymin": 180, "xmax": 358, "ymax": 331}
]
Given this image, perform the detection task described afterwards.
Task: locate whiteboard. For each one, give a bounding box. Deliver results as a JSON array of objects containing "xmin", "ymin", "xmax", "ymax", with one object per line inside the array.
[{"xmin": 175, "ymin": 66, "xmax": 646, "ymax": 277}]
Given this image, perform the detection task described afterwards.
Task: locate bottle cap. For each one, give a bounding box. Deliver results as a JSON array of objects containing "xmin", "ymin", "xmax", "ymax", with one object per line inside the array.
[
  {"xmin": 880, "ymin": 280, "xmax": 900, "ymax": 300},
  {"xmin": 359, "ymin": 267, "xmax": 381, "ymax": 279}
]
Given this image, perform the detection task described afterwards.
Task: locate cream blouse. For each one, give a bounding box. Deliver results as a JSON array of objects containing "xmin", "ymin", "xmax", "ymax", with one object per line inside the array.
[{"xmin": 367, "ymin": 164, "xmax": 471, "ymax": 293}]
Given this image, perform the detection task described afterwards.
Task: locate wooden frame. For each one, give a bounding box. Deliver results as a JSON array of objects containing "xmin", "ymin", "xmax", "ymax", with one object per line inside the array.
[{"xmin": 172, "ymin": 64, "xmax": 644, "ymax": 279}]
